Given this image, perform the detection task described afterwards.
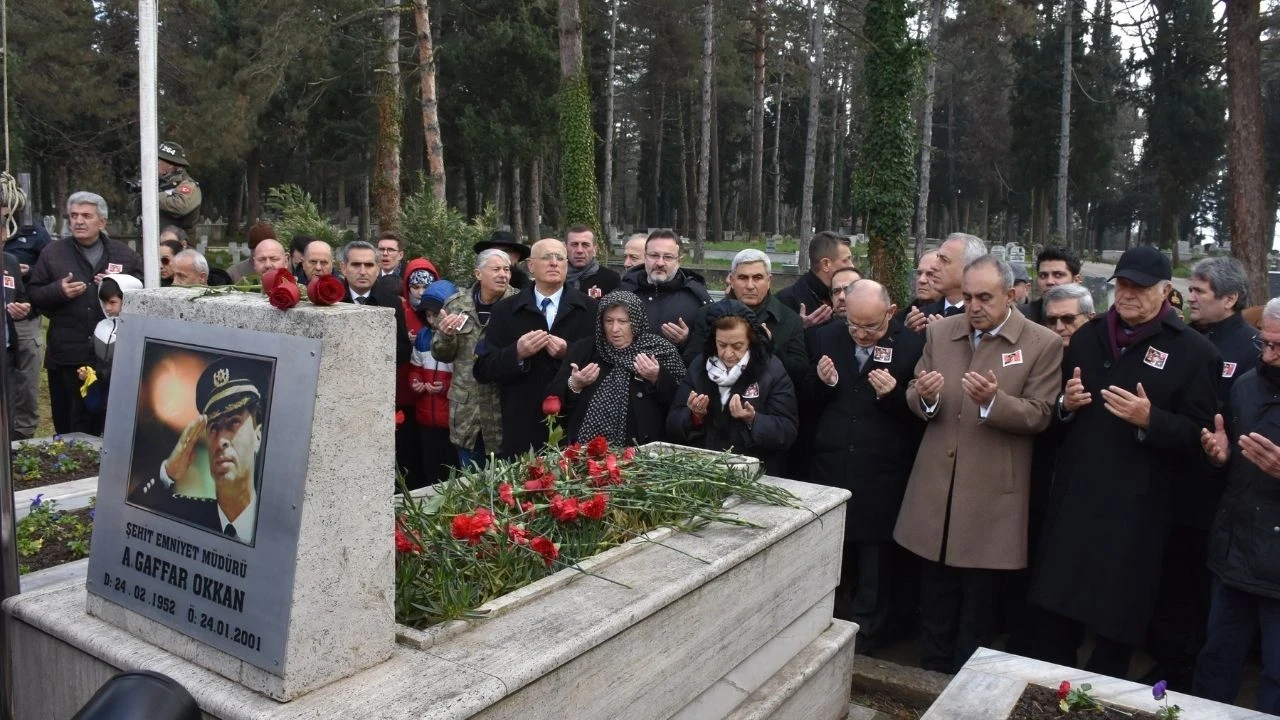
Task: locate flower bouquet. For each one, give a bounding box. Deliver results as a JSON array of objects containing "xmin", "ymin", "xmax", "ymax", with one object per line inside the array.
[{"xmin": 393, "ymin": 402, "xmax": 799, "ymax": 628}]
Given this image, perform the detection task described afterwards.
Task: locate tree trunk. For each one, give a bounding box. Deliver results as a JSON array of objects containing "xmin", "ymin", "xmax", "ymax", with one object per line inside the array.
[
  {"xmin": 359, "ymin": 174, "xmax": 371, "ymax": 241},
  {"xmin": 679, "ymin": 93, "xmax": 692, "ymax": 236},
  {"xmin": 1226, "ymin": 0, "xmax": 1267, "ymax": 305},
  {"xmin": 246, "ymin": 148, "xmax": 261, "ymax": 225},
  {"xmin": 711, "ymin": 96, "xmax": 723, "ymax": 242},
  {"xmin": 527, "ymin": 155, "xmax": 543, "ymax": 240},
  {"xmin": 602, "ymin": 0, "xmax": 620, "ymax": 237},
  {"xmin": 512, "ymin": 161, "xmax": 524, "ymax": 241},
  {"xmin": 650, "ymin": 87, "xmax": 666, "ymax": 228},
  {"xmin": 771, "ymin": 61, "xmax": 785, "ymax": 236},
  {"xmin": 914, "ymin": 0, "xmax": 944, "ymax": 258},
  {"xmin": 374, "ymin": 0, "xmax": 403, "ymax": 232},
  {"xmin": 695, "ymin": 0, "xmax": 715, "ymax": 263},
  {"xmin": 1055, "ymin": 0, "xmax": 1074, "ymax": 240},
  {"xmin": 798, "ymin": 0, "xmax": 825, "ymax": 274},
  {"xmin": 228, "ymin": 169, "xmax": 245, "ymax": 238},
  {"xmin": 749, "ymin": 0, "xmax": 767, "ymax": 242},
  {"xmin": 415, "ymin": 0, "xmax": 446, "ymax": 201},
  {"xmin": 824, "ymin": 70, "xmax": 842, "ymax": 232}
]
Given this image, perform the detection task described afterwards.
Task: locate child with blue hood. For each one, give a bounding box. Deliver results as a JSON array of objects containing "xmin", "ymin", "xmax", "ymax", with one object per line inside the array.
[{"xmin": 409, "ymin": 278, "xmax": 457, "ymax": 487}]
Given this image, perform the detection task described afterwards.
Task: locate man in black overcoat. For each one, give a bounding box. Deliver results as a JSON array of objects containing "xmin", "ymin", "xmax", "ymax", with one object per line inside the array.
[
  {"xmin": 474, "ymin": 238, "xmax": 596, "ymax": 457},
  {"xmin": 1028, "ymin": 246, "xmax": 1221, "ymax": 678},
  {"xmin": 805, "ymin": 279, "xmax": 925, "ymax": 654}
]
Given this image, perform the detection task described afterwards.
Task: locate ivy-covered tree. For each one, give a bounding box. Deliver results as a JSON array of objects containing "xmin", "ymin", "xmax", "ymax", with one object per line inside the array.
[
  {"xmin": 853, "ymin": 0, "xmax": 920, "ymax": 304},
  {"xmin": 558, "ymin": 0, "xmax": 599, "ymax": 232}
]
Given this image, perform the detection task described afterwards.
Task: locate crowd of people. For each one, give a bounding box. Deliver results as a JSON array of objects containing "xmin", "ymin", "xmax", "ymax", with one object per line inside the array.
[{"xmin": 6, "ymin": 186, "xmax": 1280, "ymax": 713}]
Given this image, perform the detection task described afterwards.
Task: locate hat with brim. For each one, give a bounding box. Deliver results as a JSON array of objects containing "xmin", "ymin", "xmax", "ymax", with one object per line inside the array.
[
  {"xmin": 1109, "ymin": 245, "xmax": 1171, "ymax": 287},
  {"xmin": 196, "ymin": 357, "xmax": 264, "ymax": 422},
  {"xmin": 473, "ymin": 230, "xmax": 530, "ymax": 262},
  {"xmin": 158, "ymin": 141, "xmax": 189, "ymax": 167}
]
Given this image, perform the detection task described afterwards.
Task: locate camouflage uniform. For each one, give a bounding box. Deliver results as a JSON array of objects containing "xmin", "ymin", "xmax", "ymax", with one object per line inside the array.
[
  {"xmin": 431, "ymin": 284, "xmax": 517, "ymax": 451},
  {"xmin": 157, "ymin": 141, "xmax": 202, "ymax": 229}
]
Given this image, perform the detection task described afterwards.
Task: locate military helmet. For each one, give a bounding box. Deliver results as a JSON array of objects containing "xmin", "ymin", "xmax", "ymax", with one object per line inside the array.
[{"xmin": 158, "ymin": 141, "xmax": 189, "ymax": 167}]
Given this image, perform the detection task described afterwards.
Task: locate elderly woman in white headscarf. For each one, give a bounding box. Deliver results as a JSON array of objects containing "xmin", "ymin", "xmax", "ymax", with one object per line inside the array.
[{"xmin": 549, "ymin": 290, "xmax": 687, "ymax": 446}]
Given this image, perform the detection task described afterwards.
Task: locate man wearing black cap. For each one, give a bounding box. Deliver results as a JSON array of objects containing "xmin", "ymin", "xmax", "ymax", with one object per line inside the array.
[
  {"xmin": 474, "ymin": 230, "xmax": 531, "ymax": 290},
  {"xmin": 1028, "ymin": 245, "xmax": 1221, "ymax": 678},
  {"xmin": 131, "ymin": 357, "xmax": 266, "ymax": 545},
  {"xmin": 156, "ymin": 141, "xmax": 202, "ymax": 230}
]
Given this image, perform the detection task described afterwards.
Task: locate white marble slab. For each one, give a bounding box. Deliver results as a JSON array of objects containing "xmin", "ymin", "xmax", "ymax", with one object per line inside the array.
[{"xmin": 14, "ymin": 475, "xmax": 98, "ymax": 520}]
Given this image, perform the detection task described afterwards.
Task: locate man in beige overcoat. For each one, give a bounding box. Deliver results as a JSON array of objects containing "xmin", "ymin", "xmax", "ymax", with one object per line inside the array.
[{"xmin": 896, "ymin": 254, "xmax": 1063, "ymax": 674}]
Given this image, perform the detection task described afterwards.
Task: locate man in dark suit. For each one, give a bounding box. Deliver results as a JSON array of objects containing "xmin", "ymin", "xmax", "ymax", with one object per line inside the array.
[
  {"xmin": 475, "ymin": 238, "xmax": 597, "ymax": 457},
  {"xmin": 565, "ymin": 224, "xmax": 620, "ymax": 299},
  {"xmin": 132, "ymin": 357, "xmax": 266, "ymax": 545},
  {"xmin": 807, "ymin": 278, "xmax": 924, "ymax": 654},
  {"xmin": 905, "ymin": 233, "xmax": 987, "ymax": 331},
  {"xmin": 778, "ymin": 230, "xmax": 855, "ymax": 330}
]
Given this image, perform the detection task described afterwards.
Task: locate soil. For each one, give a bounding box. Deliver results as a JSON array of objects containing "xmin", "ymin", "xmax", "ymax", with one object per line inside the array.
[
  {"xmin": 849, "ymin": 688, "xmax": 930, "ymax": 719},
  {"xmin": 1010, "ymin": 683, "xmax": 1160, "ymax": 719},
  {"xmin": 20, "ymin": 507, "xmax": 93, "ymax": 574},
  {"xmin": 11, "ymin": 441, "xmax": 101, "ymax": 489}
]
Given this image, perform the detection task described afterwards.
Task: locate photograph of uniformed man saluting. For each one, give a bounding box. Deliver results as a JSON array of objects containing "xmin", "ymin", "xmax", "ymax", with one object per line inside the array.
[{"xmin": 128, "ymin": 353, "xmax": 270, "ymax": 546}]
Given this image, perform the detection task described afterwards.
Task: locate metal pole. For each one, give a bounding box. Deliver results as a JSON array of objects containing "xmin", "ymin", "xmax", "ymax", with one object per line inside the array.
[
  {"xmin": 139, "ymin": 0, "xmax": 159, "ymax": 289},
  {"xmin": 0, "ymin": 241, "xmax": 19, "ymax": 720}
]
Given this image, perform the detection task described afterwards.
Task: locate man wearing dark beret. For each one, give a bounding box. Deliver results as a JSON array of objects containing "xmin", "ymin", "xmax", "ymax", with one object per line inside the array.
[{"xmin": 130, "ymin": 357, "xmax": 267, "ymax": 545}]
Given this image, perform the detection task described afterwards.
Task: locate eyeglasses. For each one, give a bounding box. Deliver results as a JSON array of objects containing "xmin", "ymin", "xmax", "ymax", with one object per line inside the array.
[
  {"xmin": 377, "ymin": 247, "xmax": 400, "ymax": 254},
  {"xmin": 1044, "ymin": 313, "xmax": 1080, "ymax": 327},
  {"xmin": 535, "ymin": 253, "xmax": 567, "ymax": 263},
  {"xmin": 1253, "ymin": 337, "xmax": 1280, "ymax": 353},
  {"xmin": 846, "ymin": 313, "xmax": 889, "ymax": 334},
  {"xmin": 646, "ymin": 252, "xmax": 679, "ymax": 263}
]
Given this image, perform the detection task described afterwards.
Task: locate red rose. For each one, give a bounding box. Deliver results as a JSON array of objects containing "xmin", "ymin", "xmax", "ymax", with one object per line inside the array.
[
  {"xmin": 1057, "ymin": 681, "xmax": 1071, "ymax": 701},
  {"xmin": 307, "ymin": 274, "xmax": 346, "ymax": 306},
  {"xmin": 587, "ymin": 435, "xmax": 609, "ymax": 459},
  {"xmin": 267, "ymin": 281, "xmax": 301, "ymax": 310},
  {"xmin": 580, "ymin": 493, "xmax": 608, "ymax": 520},
  {"xmin": 531, "ymin": 536, "xmax": 559, "ymax": 566},
  {"xmin": 564, "ymin": 443, "xmax": 581, "ymax": 462},
  {"xmin": 542, "ymin": 395, "xmax": 562, "ymax": 416},
  {"xmin": 549, "ymin": 494, "xmax": 580, "ymax": 522},
  {"xmin": 262, "ymin": 267, "xmax": 296, "ymax": 293},
  {"xmin": 498, "ymin": 482, "xmax": 516, "ymax": 508}
]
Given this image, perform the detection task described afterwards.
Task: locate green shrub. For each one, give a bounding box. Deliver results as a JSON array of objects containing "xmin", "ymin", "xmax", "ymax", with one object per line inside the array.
[{"xmin": 399, "ymin": 180, "xmax": 499, "ymax": 283}]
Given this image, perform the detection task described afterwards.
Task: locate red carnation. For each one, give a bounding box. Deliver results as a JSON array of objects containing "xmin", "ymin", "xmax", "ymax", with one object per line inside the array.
[
  {"xmin": 581, "ymin": 493, "xmax": 608, "ymax": 520},
  {"xmin": 307, "ymin": 274, "xmax": 346, "ymax": 306},
  {"xmin": 262, "ymin": 267, "xmax": 295, "ymax": 293},
  {"xmin": 587, "ymin": 435, "xmax": 609, "ymax": 459},
  {"xmin": 587, "ymin": 459, "xmax": 607, "ymax": 487},
  {"xmin": 449, "ymin": 508, "xmax": 495, "ymax": 545},
  {"xmin": 622, "ymin": 446, "xmax": 636, "ymax": 462},
  {"xmin": 521, "ymin": 501, "xmax": 536, "ymax": 515},
  {"xmin": 531, "ymin": 536, "xmax": 559, "ymax": 567},
  {"xmin": 549, "ymin": 494, "xmax": 580, "ymax": 523},
  {"xmin": 395, "ymin": 410, "xmax": 406, "ymax": 426},
  {"xmin": 605, "ymin": 454, "xmax": 623, "ymax": 484},
  {"xmin": 524, "ymin": 472, "xmax": 555, "ymax": 494},
  {"xmin": 267, "ymin": 281, "xmax": 301, "ymax": 310},
  {"xmin": 564, "ymin": 443, "xmax": 581, "ymax": 462},
  {"xmin": 558, "ymin": 457, "xmax": 569, "ymax": 474},
  {"xmin": 542, "ymin": 395, "xmax": 562, "ymax": 417},
  {"xmin": 506, "ymin": 523, "xmax": 530, "ymax": 546},
  {"xmin": 498, "ymin": 482, "xmax": 516, "ymax": 508},
  {"xmin": 1057, "ymin": 681, "xmax": 1071, "ymax": 701},
  {"xmin": 394, "ymin": 526, "xmax": 421, "ymax": 555}
]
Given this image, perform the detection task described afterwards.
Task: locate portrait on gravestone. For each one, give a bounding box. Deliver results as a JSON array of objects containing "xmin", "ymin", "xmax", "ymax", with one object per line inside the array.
[{"xmin": 125, "ymin": 343, "xmax": 273, "ymax": 546}]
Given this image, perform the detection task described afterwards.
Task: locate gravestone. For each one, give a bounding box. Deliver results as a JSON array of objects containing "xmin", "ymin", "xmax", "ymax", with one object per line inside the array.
[
  {"xmin": 989, "ymin": 245, "xmax": 1007, "ymax": 261},
  {"xmin": 78, "ymin": 289, "xmax": 396, "ymax": 701},
  {"xmin": 766, "ymin": 235, "xmax": 780, "ymax": 253},
  {"xmin": 1007, "ymin": 244, "xmax": 1026, "ymax": 264}
]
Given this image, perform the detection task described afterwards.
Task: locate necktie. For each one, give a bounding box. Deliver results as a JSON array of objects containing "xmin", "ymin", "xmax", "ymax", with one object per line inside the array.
[
  {"xmin": 855, "ymin": 346, "xmax": 871, "ymax": 371},
  {"xmin": 224, "ymin": 524, "xmax": 237, "ymax": 538},
  {"xmin": 355, "ymin": 296, "xmax": 367, "ymax": 305},
  {"xmin": 972, "ymin": 331, "xmax": 985, "ymax": 350},
  {"xmin": 944, "ymin": 305, "xmax": 963, "ymax": 318},
  {"xmin": 540, "ymin": 297, "xmax": 553, "ymax": 329}
]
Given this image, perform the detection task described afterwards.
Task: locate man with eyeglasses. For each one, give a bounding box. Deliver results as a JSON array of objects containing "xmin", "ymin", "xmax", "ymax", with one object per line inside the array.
[
  {"xmin": 806, "ymin": 278, "xmax": 924, "ymax": 654},
  {"xmin": 1029, "ymin": 245, "xmax": 1220, "ymax": 683},
  {"xmin": 1040, "ymin": 283, "xmax": 1095, "ymax": 347},
  {"xmin": 376, "ymin": 231, "xmax": 406, "ymax": 278},
  {"xmin": 476, "ymin": 237, "xmax": 596, "ymax": 457},
  {"xmin": 618, "ymin": 229, "xmax": 710, "ymax": 350}
]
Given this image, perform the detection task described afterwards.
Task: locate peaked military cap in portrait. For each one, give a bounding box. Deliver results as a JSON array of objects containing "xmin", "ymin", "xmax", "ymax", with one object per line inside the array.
[{"xmin": 195, "ymin": 357, "xmax": 265, "ymax": 422}]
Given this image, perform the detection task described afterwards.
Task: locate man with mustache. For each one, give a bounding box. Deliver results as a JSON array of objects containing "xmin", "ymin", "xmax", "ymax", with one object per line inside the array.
[{"xmin": 133, "ymin": 357, "xmax": 266, "ymax": 545}]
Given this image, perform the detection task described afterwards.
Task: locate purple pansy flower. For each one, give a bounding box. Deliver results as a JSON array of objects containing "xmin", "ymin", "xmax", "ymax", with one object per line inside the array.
[
  {"xmin": 29, "ymin": 493, "xmax": 44, "ymax": 510},
  {"xmin": 1153, "ymin": 680, "xmax": 1168, "ymax": 701}
]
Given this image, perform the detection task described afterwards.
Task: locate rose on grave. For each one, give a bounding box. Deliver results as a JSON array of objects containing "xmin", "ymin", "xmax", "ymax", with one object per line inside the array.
[
  {"xmin": 307, "ymin": 274, "xmax": 346, "ymax": 306},
  {"xmin": 267, "ymin": 281, "xmax": 301, "ymax": 310},
  {"xmin": 542, "ymin": 395, "xmax": 562, "ymax": 417},
  {"xmin": 262, "ymin": 267, "xmax": 295, "ymax": 293}
]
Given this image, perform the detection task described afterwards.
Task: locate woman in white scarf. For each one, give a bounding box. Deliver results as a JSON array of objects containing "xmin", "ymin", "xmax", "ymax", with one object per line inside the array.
[{"xmin": 666, "ymin": 300, "xmax": 798, "ymax": 475}]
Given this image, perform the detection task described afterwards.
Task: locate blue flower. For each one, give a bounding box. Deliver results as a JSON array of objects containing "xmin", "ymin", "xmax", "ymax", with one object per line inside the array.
[
  {"xmin": 52, "ymin": 434, "xmax": 63, "ymax": 442},
  {"xmin": 29, "ymin": 493, "xmax": 44, "ymax": 510},
  {"xmin": 1153, "ymin": 680, "xmax": 1168, "ymax": 701},
  {"xmin": 88, "ymin": 508, "xmax": 96, "ymax": 521}
]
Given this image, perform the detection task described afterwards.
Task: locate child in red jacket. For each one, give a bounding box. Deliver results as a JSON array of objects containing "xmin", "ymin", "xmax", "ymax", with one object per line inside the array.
[{"xmin": 409, "ymin": 279, "xmax": 456, "ymax": 487}]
